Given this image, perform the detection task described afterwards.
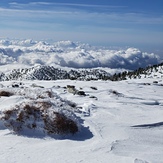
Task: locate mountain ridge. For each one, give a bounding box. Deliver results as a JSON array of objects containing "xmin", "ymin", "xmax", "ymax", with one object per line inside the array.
[{"xmin": 0, "ymin": 62, "xmax": 163, "ymax": 81}]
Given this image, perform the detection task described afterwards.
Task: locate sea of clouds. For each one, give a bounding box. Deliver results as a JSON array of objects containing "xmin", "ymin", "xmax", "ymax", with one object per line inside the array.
[{"xmin": 0, "ymin": 39, "xmax": 160, "ymax": 70}]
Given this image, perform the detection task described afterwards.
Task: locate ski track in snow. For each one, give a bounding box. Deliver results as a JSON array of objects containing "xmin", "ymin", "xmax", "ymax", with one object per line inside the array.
[{"xmin": 0, "ymin": 78, "xmax": 163, "ymax": 163}]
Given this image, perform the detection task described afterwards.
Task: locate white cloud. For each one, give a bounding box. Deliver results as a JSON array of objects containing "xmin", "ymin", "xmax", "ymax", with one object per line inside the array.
[
  {"xmin": 9, "ymin": 2, "xmax": 126, "ymax": 9},
  {"xmin": 0, "ymin": 39, "xmax": 160, "ymax": 70},
  {"xmin": 1, "ymin": 2, "xmax": 163, "ymax": 25}
]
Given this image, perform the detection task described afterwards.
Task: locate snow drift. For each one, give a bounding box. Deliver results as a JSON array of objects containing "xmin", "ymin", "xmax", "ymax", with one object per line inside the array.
[
  {"xmin": 0, "ymin": 39, "xmax": 159, "ymax": 70},
  {"xmin": 0, "ymin": 77, "xmax": 163, "ymax": 162}
]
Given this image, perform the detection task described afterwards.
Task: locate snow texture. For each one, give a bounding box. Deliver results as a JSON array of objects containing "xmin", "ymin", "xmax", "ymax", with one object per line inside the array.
[{"xmin": 0, "ymin": 77, "xmax": 163, "ymax": 163}]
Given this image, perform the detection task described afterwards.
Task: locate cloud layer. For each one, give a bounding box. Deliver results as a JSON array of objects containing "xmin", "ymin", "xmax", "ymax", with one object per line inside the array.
[{"xmin": 0, "ymin": 39, "xmax": 160, "ymax": 70}]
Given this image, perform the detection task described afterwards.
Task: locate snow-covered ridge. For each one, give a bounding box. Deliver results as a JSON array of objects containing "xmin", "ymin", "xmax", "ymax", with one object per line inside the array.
[
  {"xmin": 0, "ymin": 63, "xmax": 162, "ymax": 81},
  {"xmin": 0, "ymin": 39, "xmax": 160, "ymax": 70},
  {"xmin": 0, "ymin": 65, "xmax": 111, "ymax": 81},
  {"xmin": 111, "ymin": 62, "xmax": 163, "ymax": 81}
]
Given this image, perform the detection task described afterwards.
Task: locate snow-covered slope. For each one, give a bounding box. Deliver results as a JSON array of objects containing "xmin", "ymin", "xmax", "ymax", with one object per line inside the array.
[
  {"xmin": 0, "ymin": 77, "xmax": 163, "ymax": 163},
  {"xmin": 111, "ymin": 62, "xmax": 163, "ymax": 81},
  {"xmin": 0, "ymin": 39, "xmax": 163, "ymax": 163},
  {"xmin": 0, "ymin": 65, "xmax": 111, "ymax": 81},
  {"xmin": 0, "ymin": 62, "xmax": 163, "ymax": 81},
  {"xmin": 0, "ymin": 39, "xmax": 160, "ymax": 70}
]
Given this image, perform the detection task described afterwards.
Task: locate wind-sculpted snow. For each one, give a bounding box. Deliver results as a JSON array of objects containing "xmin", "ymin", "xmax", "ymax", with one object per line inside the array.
[
  {"xmin": 0, "ymin": 39, "xmax": 159, "ymax": 70},
  {"xmin": 0, "ymin": 78, "xmax": 163, "ymax": 162}
]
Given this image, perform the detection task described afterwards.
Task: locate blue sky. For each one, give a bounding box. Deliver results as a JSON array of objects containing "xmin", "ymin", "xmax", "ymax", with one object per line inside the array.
[{"xmin": 0, "ymin": 0, "xmax": 163, "ymax": 54}]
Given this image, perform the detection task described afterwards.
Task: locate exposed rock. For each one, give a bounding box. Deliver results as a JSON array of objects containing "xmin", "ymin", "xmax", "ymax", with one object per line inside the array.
[
  {"xmin": 67, "ymin": 85, "xmax": 77, "ymax": 94},
  {"xmin": 90, "ymin": 86, "xmax": 98, "ymax": 90},
  {"xmin": 76, "ymin": 91, "xmax": 86, "ymax": 96}
]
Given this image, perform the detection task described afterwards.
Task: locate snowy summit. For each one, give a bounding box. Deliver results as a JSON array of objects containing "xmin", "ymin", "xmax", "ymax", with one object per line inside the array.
[
  {"xmin": 0, "ymin": 0, "xmax": 163, "ymax": 162},
  {"xmin": 0, "ymin": 38, "xmax": 163, "ymax": 163}
]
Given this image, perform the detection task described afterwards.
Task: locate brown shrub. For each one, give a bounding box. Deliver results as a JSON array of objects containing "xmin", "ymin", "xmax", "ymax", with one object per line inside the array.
[
  {"xmin": 1, "ymin": 102, "xmax": 78, "ymax": 136},
  {"xmin": 3, "ymin": 110, "xmax": 14, "ymax": 120},
  {"xmin": 45, "ymin": 91, "xmax": 53, "ymax": 98},
  {"xmin": 37, "ymin": 90, "xmax": 54, "ymax": 99},
  {"xmin": 36, "ymin": 101, "xmax": 52, "ymax": 110},
  {"xmin": 45, "ymin": 112, "xmax": 78, "ymax": 135},
  {"xmin": 16, "ymin": 111, "xmax": 25, "ymax": 122},
  {"xmin": 55, "ymin": 113, "xmax": 78, "ymax": 135},
  {"xmin": 0, "ymin": 91, "xmax": 13, "ymax": 97}
]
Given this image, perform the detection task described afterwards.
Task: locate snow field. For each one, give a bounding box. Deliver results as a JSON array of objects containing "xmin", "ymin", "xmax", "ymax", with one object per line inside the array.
[{"xmin": 0, "ymin": 78, "xmax": 163, "ymax": 163}]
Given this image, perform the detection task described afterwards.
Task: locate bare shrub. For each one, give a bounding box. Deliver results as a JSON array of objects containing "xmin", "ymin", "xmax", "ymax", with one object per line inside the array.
[
  {"xmin": 3, "ymin": 110, "xmax": 15, "ymax": 120},
  {"xmin": 45, "ymin": 90, "xmax": 53, "ymax": 98},
  {"xmin": 45, "ymin": 112, "xmax": 78, "ymax": 135},
  {"xmin": 0, "ymin": 90, "xmax": 13, "ymax": 97},
  {"xmin": 37, "ymin": 91, "xmax": 53, "ymax": 99},
  {"xmin": 1, "ymin": 101, "xmax": 79, "ymax": 136},
  {"xmin": 55, "ymin": 113, "xmax": 78, "ymax": 134},
  {"xmin": 2, "ymin": 104, "xmax": 42, "ymax": 132},
  {"xmin": 36, "ymin": 101, "xmax": 52, "ymax": 110},
  {"xmin": 3, "ymin": 109, "xmax": 22, "ymax": 132}
]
